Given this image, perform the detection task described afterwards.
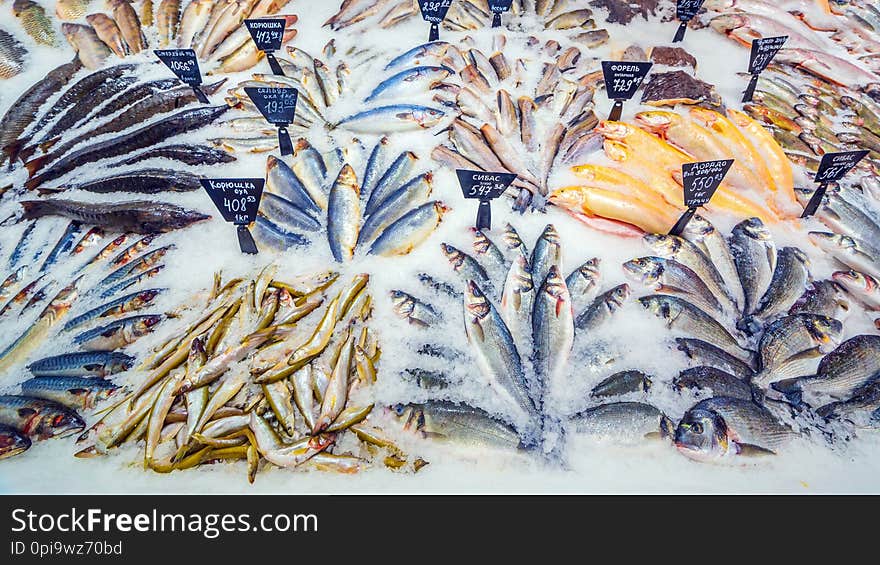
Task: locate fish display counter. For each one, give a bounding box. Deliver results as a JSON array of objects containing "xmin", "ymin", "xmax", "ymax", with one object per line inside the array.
[{"xmin": 0, "ymin": 0, "xmax": 879, "ymax": 494}]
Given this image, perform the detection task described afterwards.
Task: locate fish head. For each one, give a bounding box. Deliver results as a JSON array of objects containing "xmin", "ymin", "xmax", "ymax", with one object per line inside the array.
[
  {"xmin": 595, "ymin": 120, "xmax": 635, "ymax": 141},
  {"xmin": 508, "ymin": 255, "xmax": 534, "ymax": 292},
  {"xmin": 682, "ymin": 214, "xmax": 714, "ymax": 242},
  {"xmin": 539, "ymin": 223, "xmax": 561, "ymax": 249},
  {"xmin": 642, "ymin": 233, "xmax": 679, "ymax": 257},
  {"xmin": 188, "ymin": 336, "xmax": 208, "ymax": 367},
  {"xmin": 389, "ymin": 291, "xmax": 415, "ymax": 317},
  {"xmin": 388, "ymin": 403, "xmax": 421, "ymax": 432},
  {"xmin": 471, "ymin": 229, "xmax": 492, "ymax": 255},
  {"xmin": 806, "ymin": 315, "xmax": 843, "ymax": 346},
  {"xmin": 739, "ymin": 217, "xmax": 771, "ymax": 242},
  {"xmin": 576, "ymin": 258, "xmax": 601, "ymax": 281},
  {"xmin": 548, "ymin": 186, "xmax": 586, "ymax": 211},
  {"xmin": 40, "ymin": 408, "xmax": 86, "ymax": 439},
  {"xmin": 501, "ymin": 223, "xmax": 525, "ymax": 251},
  {"xmin": 674, "ymin": 408, "xmax": 729, "ymax": 461},
  {"xmin": 634, "ymin": 111, "xmax": 676, "ymax": 136},
  {"xmin": 464, "ymin": 281, "xmax": 491, "ymax": 320},
  {"xmin": 0, "ymin": 427, "xmax": 30, "ymax": 458},
  {"xmin": 139, "ymin": 314, "xmax": 163, "ymax": 333},
  {"xmin": 412, "ymin": 107, "xmax": 446, "ymax": 128},
  {"xmin": 639, "ymin": 295, "xmax": 678, "ymax": 321},
  {"xmin": 440, "ymin": 243, "xmax": 464, "ymax": 269},
  {"xmin": 833, "ymin": 270, "xmax": 873, "ymax": 293},
  {"xmin": 540, "ymin": 265, "xmax": 569, "ymax": 300},
  {"xmin": 622, "ymin": 257, "xmax": 662, "ymax": 285},
  {"xmin": 605, "ymin": 284, "xmax": 630, "ymax": 311},
  {"xmin": 709, "ymin": 13, "xmax": 749, "ymax": 35},
  {"xmin": 687, "ymin": 106, "xmax": 719, "ymax": 126}
]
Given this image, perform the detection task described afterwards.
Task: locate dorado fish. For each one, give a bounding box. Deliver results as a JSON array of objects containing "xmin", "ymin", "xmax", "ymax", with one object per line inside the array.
[
  {"xmin": 673, "ymin": 366, "xmax": 753, "ymax": 400},
  {"xmin": 569, "ymin": 402, "xmax": 673, "ymax": 443},
  {"xmin": 389, "ymin": 401, "xmax": 525, "ymax": 451},
  {"xmin": 590, "ymin": 371, "xmax": 653, "ymax": 398},
  {"xmin": 730, "ymin": 218, "xmax": 776, "ymax": 316}
]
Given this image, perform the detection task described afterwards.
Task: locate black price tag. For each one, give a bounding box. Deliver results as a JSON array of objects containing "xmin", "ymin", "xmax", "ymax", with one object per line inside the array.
[
  {"xmin": 244, "ymin": 18, "xmax": 286, "ymax": 75},
  {"xmin": 154, "ymin": 49, "xmax": 208, "ymax": 103},
  {"xmin": 244, "ymin": 87, "xmax": 298, "ymax": 156},
  {"xmin": 201, "ymin": 178, "xmax": 265, "ymax": 254},
  {"xmin": 456, "ymin": 169, "xmax": 516, "ymax": 231},
  {"xmin": 801, "ymin": 150, "xmax": 869, "ymax": 218},
  {"xmin": 673, "ymin": 0, "xmax": 705, "ymax": 42},
  {"xmin": 601, "ymin": 61, "xmax": 652, "ymax": 120},
  {"xmin": 742, "ymin": 36, "xmax": 787, "ymax": 102},
  {"xmin": 419, "ymin": 0, "xmax": 453, "ymax": 41},
  {"xmin": 669, "ymin": 159, "xmax": 733, "ymax": 236},
  {"xmin": 488, "ymin": 0, "xmax": 512, "ymax": 27}
]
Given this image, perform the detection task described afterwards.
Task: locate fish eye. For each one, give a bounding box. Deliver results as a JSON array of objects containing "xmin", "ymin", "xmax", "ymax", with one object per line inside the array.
[
  {"xmin": 692, "ymin": 422, "xmax": 703, "ymax": 434},
  {"xmin": 393, "ymin": 404, "xmax": 405, "ymax": 416}
]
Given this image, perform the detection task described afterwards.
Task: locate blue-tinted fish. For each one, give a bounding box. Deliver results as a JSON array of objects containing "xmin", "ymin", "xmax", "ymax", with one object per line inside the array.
[
  {"xmin": 335, "ymin": 105, "xmax": 446, "ymax": 133},
  {"xmin": 39, "ymin": 221, "xmax": 82, "ymax": 273},
  {"xmin": 73, "ymin": 314, "xmax": 162, "ymax": 350},
  {"xmin": 261, "ymin": 192, "xmax": 322, "ymax": 233},
  {"xmin": 63, "ymin": 288, "xmax": 164, "ymax": 331},
  {"xmin": 358, "ymin": 174, "xmax": 432, "ymax": 245},
  {"xmin": 20, "ymin": 376, "xmax": 120, "ymax": 410},
  {"xmin": 28, "ymin": 351, "xmax": 134, "ymax": 377},
  {"xmin": 365, "ymin": 151, "xmax": 419, "ymax": 215},
  {"xmin": 265, "ymin": 155, "xmax": 320, "ymax": 215},
  {"xmin": 365, "ymin": 66, "xmax": 454, "ymax": 102}
]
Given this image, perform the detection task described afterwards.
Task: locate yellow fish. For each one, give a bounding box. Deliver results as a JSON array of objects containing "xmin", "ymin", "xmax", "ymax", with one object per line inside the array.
[{"xmin": 550, "ymin": 185, "xmax": 678, "ymax": 235}]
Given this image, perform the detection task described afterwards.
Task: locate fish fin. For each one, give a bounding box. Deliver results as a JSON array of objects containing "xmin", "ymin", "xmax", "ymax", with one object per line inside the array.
[
  {"xmin": 81, "ymin": 363, "xmax": 103, "ymax": 373},
  {"xmin": 736, "ymin": 443, "xmax": 776, "ymax": 457},
  {"xmin": 24, "ymin": 155, "xmax": 48, "ymax": 178},
  {"xmin": 38, "ymin": 138, "xmax": 60, "ymax": 153},
  {"xmin": 67, "ymin": 388, "xmax": 89, "ymax": 396},
  {"xmin": 17, "ymin": 407, "xmax": 36, "ymax": 418}
]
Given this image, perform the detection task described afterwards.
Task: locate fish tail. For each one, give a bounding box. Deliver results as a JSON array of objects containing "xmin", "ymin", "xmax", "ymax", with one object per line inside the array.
[
  {"xmin": 769, "ymin": 377, "xmax": 807, "ymax": 405},
  {"xmin": 736, "ymin": 315, "xmax": 762, "ymax": 337},
  {"xmin": 17, "ymin": 144, "xmax": 37, "ymax": 164},
  {"xmin": 202, "ymin": 78, "xmax": 228, "ymax": 95},
  {"xmin": 2, "ymin": 141, "xmax": 22, "ymax": 169}
]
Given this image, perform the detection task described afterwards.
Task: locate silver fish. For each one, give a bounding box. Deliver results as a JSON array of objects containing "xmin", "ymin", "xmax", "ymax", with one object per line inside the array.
[
  {"xmin": 574, "ymin": 284, "xmax": 629, "ymax": 332},
  {"xmin": 569, "ymin": 402, "xmax": 673, "ymax": 444},
  {"xmin": 591, "ymin": 371, "xmax": 653, "ymax": 399},
  {"xmin": 753, "ymin": 314, "xmax": 843, "ymax": 389},
  {"xmin": 624, "ymin": 257, "xmax": 722, "ymax": 316},
  {"xmin": 682, "ymin": 214, "xmax": 746, "ymax": 311},
  {"xmin": 327, "ymin": 164, "xmax": 362, "ymax": 262},
  {"xmin": 565, "ymin": 258, "xmax": 601, "ymax": 316},
  {"xmin": 673, "ymin": 367, "xmax": 753, "ymax": 401},
  {"xmin": 729, "ymin": 218, "xmax": 776, "ymax": 316},
  {"xmin": 531, "ymin": 266, "xmax": 575, "ymax": 405}
]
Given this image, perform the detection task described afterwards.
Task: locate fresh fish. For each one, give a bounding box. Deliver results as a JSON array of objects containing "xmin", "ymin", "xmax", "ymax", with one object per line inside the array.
[
  {"xmin": 676, "ymin": 338, "xmax": 755, "ymax": 380},
  {"xmin": 816, "ymin": 381, "xmax": 880, "ymax": 428},
  {"xmin": 55, "ymin": 0, "xmax": 91, "ymax": 20},
  {"xmin": 675, "ymin": 396, "xmax": 795, "ymax": 461},
  {"xmin": 390, "ymin": 290, "xmax": 440, "ymax": 327},
  {"xmin": 0, "ymin": 29, "xmax": 26, "ymax": 79},
  {"xmin": 334, "ymin": 105, "xmax": 446, "ymax": 133},
  {"xmin": 643, "ymin": 234, "xmax": 737, "ymax": 315},
  {"xmin": 72, "ymin": 314, "xmax": 162, "ymax": 351},
  {"xmin": 682, "ymin": 214, "xmax": 746, "ymax": 310},
  {"xmin": 729, "ymin": 218, "xmax": 776, "ymax": 316},
  {"xmin": 624, "ymin": 257, "xmax": 723, "ymax": 316},
  {"xmin": 177, "ymin": 0, "xmax": 213, "ymax": 49},
  {"xmin": 0, "ymin": 424, "xmax": 31, "ymax": 459},
  {"xmin": 673, "ymin": 367, "xmax": 753, "ymax": 400},
  {"xmin": 157, "ymin": 0, "xmax": 182, "ymax": 47},
  {"xmin": 591, "ymin": 371, "xmax": 653, "ymax": 398},
  {"xmin": 565, "ymin": 258, "xmax": 601, "ymax": 315},
  {"xmin": 358, "ymin": 174, "xmax": 433, "ymax": 245},
  {"xmin": 442, "ymin": 242, "xmax": 492, "ymax": 292},
  {"xmin": 753, "ymin": 314, "xmax": 843, "ymax": 388},
  {"xmin": 40, "ymin": 221, "xmax": 82, "ymax": 273},
  {"xmin": 254, "ymin": 216, "xmax": 310, "ymax": 250},
  {"xmin": 361, "ymin": 136, "xmax": 390, "ymax": 204},
  {"xmin": 531, "ymin": 266, "xmax": 575, "ymax": 404},
  {"xmin": 574, "ymin": 284, "xmax": 629, "ymax": 332},
  {"xmin": 0, "ymin": 280, "xmax": 79, "ymax": 374},
  {"xmin": 640, "ymin": 295, "xmax": 753, "ymax": 363},
  {"xmin": 0, "ymin": 395, "xmax": 84, "ymax": 439},
  {"xmin": 772, "ymin": 335, "xmax": 880, "ymax": 402},
  {"xmin": 463, "ymin": 281, "xmax": 538, "ymax": 430},
  {"xmin": 62, "ymin": 23, "xmax": 111, "ymax": 69},
  {"xmin": 327, "ymin": 164, "xmax": 362, "ymax": 262},
  {"xmin": 55, "ymin": 170, "xmax": 204, "ymax": 194},
  {"xmin": 384, "ymin": 41, "xmax": 461, "ymax": 72},
  {"xmin": 291, "ymin": 140, "xmax": 329, "ymax": 211},
  {"xmin": 260, "ymin": 193, "xmax": 321, "ymax": 233},
  {"xmin": 500, "ymin": 254, "xmax": 534, "ymax": 346},
  {"xmin": 569, "ymin": 402, "xmax": 673, "ymax": 443},
  {"xmin": 747, "ymin": 247, "xmax": 811, "ymax": 327},
  {"xmin": 265, "ymin": 155, "xmax": 320, "ymax": 215},
  {"xmin": 530, "ymin": 224, "xmax": 562, "ymax": 292},
  {"xmin": 21, "ymin": 200, "xmax": 210, "ymax": 234},
  {"xmin": 501, "ymin": 222, "xmax": 529, "ymax": 261},
  {"xmin": 832, "ymin": 270, "xmax": 880, "ymax": 311},
  {"xmin": 27, "ymin": 351, "xmax": 134, "ymax": 377},
  {"xmin": 13, "ymin": 0, "xmax": 56, "ymax": 46},
  {"xmin": 63, "ymin": 289, "xmax": 164, "ymax": 331},
  {"xmin": 111, "ymin": 0, "xmax": 148, "ymax": 54},
  {"xmin": 809, "ymin": 232, "xmax": 880, "ymax": 280},
  {"xmin": 389, "ymin": 401, "xmax": 525, "ymax": 451},
  {"xmin": 85, "ymin": 13, "xmax": 128, "ymax": 58},
  {"xmin": 364, "ymin": 151, "xmax": 418, "ymax": 215},
  {"xmin": 20, "ymin": 377, "xmax": 120, "ymax": 410},
  {"xmin": 789, "ymin": 279, "xmax": 850, "ymax": 318},
  {"xmin": 25, "ymin": 105, "xmax": 230, "ymax": 189},
  {"xmin": 365, "ymin": 66, "xmax": 454, "ymax": 102}
]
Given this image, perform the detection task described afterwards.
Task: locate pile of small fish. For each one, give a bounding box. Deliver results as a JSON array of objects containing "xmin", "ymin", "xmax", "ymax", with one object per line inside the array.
[
  {"xmin": 75, "ymin": 269, "xmax": 411, "ymax": 478},
  {"xmin": 385, "ymin": 223, "xmax": 631, "ymax": 456},
  {"xmin": 431, "ymin": 34, "xmax": 601, "ymax": 212},
  {"xmin": 704, "ymin": 0, "xmax": 880, "ymax": 91},
  {"xmin": 325, "ymin": 0, "xmax": 610, "ymax": 36},
  {"xmin": 256, "ymin": 137, "xmax": 449, "ymax": 259},
  {"xmin": 551, "ymin": 108, "xmax": 801, "ymax": 235}
]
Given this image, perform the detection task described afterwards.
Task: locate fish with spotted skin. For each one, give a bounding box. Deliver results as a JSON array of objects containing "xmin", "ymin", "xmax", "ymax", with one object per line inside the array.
[
  {"xmin": 0, "ymin": 395, "xmax": 84, "ymax": 439},
  {"xmin": 20, "ymin": 377, "xmax": 120, "ymax": 410}
]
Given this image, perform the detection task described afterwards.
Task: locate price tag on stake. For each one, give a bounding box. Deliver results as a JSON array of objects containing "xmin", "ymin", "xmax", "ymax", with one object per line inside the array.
[
  {"xmin": 673, "ymin": 0, "xmax": 705, "ymax": 42},
  {"xmin": 669, "ymin": 159, "xmax": 733, "ymax": 236},
  {"xmin": 801, "ymin": 150, "xmax": 869, "ymax": 218},
  {"xmin": 244, "ymin": 87, "xmax": 298, "ymax": 156},
  {"xmin": 154, "ymin": 49, "xmax": 209, "ymax": 103},
  {"xmin": 488, "ymin": 0, "xmax": 513, "ymax": 27},
  {"xmin": 201, "ymin": 178, "xmax": 265, "ymax": 254},
  {"xmin": 419, "ymin": 0, "xmax": 453, "ymax": 42},
  {"xmin": 456, "ymin": 169, "xmax": 517, "ymax": 231},
  {"xmin": 244, "ymin": 18, "xmax": 286, "ymax": 76},
  {"xmin": 601, "ymin": 61, "xmax": 652, "ymax": 121},
  {"xmin": 742, "ymin": 36, "xmax": 787, "ymax": 102}
]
